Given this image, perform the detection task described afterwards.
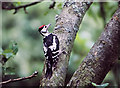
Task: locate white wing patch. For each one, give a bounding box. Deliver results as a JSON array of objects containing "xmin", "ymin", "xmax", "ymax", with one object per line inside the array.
[
  {"xmin": 52, "ymin": 54, "xmax": 58, "ymax": 58},
  {"xmin": 49, "ymin": 36, "xmax": 57, "ymax": 51}
]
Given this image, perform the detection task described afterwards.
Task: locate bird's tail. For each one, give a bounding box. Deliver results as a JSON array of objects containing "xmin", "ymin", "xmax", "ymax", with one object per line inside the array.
[{"xmin": 45, "ymin": 65, "xmax": 52, "ymax": 78}]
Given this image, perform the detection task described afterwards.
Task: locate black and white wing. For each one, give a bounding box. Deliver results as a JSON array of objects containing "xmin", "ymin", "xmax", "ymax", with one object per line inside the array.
[{"xmin": 43, "ymin": 34, "xmax": 59, "ymax": 78}]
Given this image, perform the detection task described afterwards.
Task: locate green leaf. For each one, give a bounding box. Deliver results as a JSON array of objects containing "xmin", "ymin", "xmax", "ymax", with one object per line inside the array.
[
  {"xmin": 17, "ymin": 2, "xmax": 21, "ymax": 5},
  {"xmin": 92, "ymin": 82, "xmax": 109, "ymax": 88},
  {"xmin": 92, "ymin": 82, "xmax": 98, "ymax": 86},
  {"xmin": 13, "ymin": 2, "xmax": 21, "ymax": 7},
  {"xmin": 100, "ymin": 83, "xmax": 109, "ymax": 87},
  {"xmin": 9, "ymin": 41, "xmax": 18, "ymax": 55},
  {"xmin": 2, "ymin": 49, "xmax": 14, "ymax": 59},
  {"xmin": 1, "ymin": 41, "xmax": 18, "ymax": 64}
]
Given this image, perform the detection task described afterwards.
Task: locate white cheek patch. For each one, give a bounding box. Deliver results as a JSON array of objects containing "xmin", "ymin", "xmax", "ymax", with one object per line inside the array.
[{"xmin": 41, "ymin": 28, "xmax": 45, "ymax": 32}]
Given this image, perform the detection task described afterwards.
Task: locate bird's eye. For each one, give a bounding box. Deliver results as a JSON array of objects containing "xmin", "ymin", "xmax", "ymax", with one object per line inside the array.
[{"xmin": 44, "ymin": 26, "xmax": 47, "ymax": 28}]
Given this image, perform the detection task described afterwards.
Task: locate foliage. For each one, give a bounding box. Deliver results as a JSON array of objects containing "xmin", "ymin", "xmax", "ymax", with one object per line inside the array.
[
  {"xmin": 13, "ymin": 2, "xmax": 21, "ymax": 7},
  {"xmin": 0, "ymin": 41, "xmax": 18, "ymax": 65},
  {"xmin": 92, "ymin": 82, "xmax": 109, "ymax": 88},
  {"xmin": 0, "ymin": 41, "xmax": 18, "ymax": 76}
]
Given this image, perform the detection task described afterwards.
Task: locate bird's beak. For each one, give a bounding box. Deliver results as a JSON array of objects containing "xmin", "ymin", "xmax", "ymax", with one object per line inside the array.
[{"xmin": 46, "ymin": 24, "xmax": 51, "ymax": 29}]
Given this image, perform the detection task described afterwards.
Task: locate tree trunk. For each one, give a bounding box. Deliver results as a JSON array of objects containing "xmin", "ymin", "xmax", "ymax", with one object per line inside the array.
[
  {"xmin": 67, "ymin": 6, "xmax": 120, "ymax": 87},
  {"xmin": 40, "ymin": 0, "xmax": 92, "ymax": 86}
]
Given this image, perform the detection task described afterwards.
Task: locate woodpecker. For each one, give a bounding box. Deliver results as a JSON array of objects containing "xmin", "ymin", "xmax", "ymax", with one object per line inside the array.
[{"xmin": 38, "ymin": 24, "xmax": 60, "ymax": 78}]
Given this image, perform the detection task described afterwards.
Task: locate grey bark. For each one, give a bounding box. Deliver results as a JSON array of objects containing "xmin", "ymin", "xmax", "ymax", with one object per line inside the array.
[
  {"xmin": 67, "ymin": 7, "xmax": 120, "ymax": 87},
  {"xmin": 40, "ymin": 0, "xmax": 92, "ymax": 86}
]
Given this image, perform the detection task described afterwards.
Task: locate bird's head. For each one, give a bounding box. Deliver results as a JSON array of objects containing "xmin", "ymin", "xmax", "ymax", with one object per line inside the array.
[{"xmin": 38, "ymin": 24, "xmax": 51, "ymax": 36}]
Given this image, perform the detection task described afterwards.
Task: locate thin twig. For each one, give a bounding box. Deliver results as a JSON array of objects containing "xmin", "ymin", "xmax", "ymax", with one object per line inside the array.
[
  {"xmin": 24, "ymin": 7, "xmax": 28, "ymax": 14},
  {"xmin": 0, "ymin": 71, "xmax": 38, "ymax": 85},
  {"xmin": 13, "ymin": 8, "xmax": 17, "ymax": 14},
  {"xmin": 49, "ymin": 0, "xmax": 56, "ymax": 9},
  {"xmin": 99, "ymin": 2, "xmax": 106, "ymax": 24},
  {"xmin": 118, "ymin": 1, "xmax": 120, "ymax": 7},
  {"xmin": 2, "ymin": 0, "xmax": 43, "ymax": 14}
]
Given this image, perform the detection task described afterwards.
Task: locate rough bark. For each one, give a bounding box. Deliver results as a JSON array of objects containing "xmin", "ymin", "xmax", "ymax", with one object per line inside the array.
[
  {"xmin": 40, "ymin": 0, "xmax": 92, "ymax": 86},
  {"xmin": 67, "ymin": 7, "xmax": 120, "ymax": 87}
]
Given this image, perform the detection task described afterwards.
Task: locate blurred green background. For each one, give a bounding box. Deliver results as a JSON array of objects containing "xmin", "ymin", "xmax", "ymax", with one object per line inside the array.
[{"xmin": 1, "ymin": 1, "xmax": 119, "ymax": 87}]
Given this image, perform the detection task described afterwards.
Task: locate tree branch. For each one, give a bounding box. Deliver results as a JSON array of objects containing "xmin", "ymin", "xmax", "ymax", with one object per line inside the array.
[
  {"xmin": 40, "ymin": 0, "xmax": 92, "ymax": 86},
  {"xmin": 67, "ymin": 7, "xmax": 120, "ymax": 87},
  {"xmin": 2, "ymin": 1, "xmax": 43, "ymax": 14},
  {"xmin": 99, "ymin": 2, "xmax": 106, "ymax": 24},
  {"xmin": 0, "ymin": 71, "xmax": 38, "ymax": 85},
  {"xmin": 49, "ymin": 0, "xmax": 56, "ymax": 9},
  {"xmin": 118, "ymin": 1, "xmax": 120, "ymax": 7}
]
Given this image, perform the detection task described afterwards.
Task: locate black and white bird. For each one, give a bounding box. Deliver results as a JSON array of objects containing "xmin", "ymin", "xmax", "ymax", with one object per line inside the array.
[{"xmin": 38, "ymin": 24, "xmax": 60, "ymax": 78}]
